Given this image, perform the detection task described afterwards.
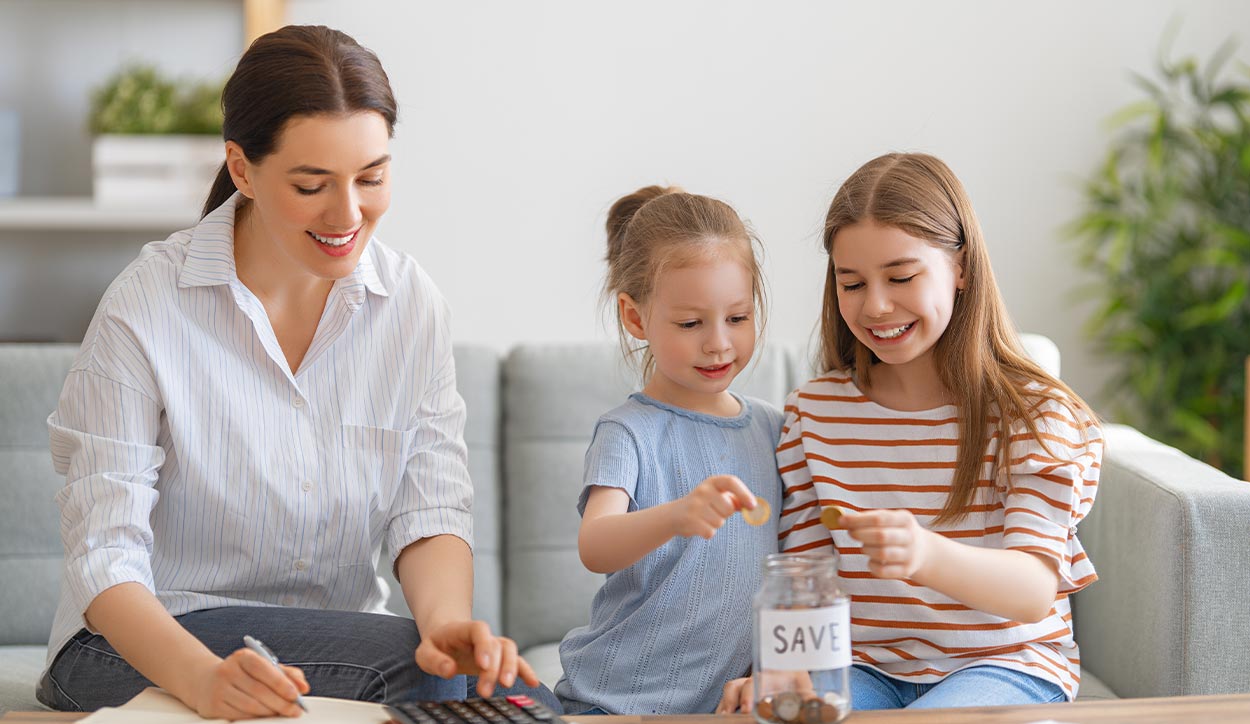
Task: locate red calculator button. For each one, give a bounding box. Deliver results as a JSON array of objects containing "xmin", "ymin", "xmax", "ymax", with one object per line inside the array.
[{"xmin": 505, "ymin": 696, "xmax": 534, "ymax": 707}]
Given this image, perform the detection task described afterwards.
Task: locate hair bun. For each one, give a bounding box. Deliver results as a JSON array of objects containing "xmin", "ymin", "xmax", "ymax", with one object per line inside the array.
[{"xmin": 605, "ymin": 184, "xmax": 682, "ymax": 257}]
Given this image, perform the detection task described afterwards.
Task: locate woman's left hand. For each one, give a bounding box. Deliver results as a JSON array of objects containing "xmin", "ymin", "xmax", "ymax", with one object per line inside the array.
[
  {"xmin": 840, "ymin": 508, "xmax": 935, "ymax": 580},
  {"xmin": 415, "ymin": 620, "xmax": 540, "ymax": 697}
]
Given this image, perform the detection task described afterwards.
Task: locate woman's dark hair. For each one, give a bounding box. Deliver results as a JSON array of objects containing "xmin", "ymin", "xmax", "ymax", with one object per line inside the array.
[{"xmin": 202, "ymin": 25, "xmax": 398, "ymax": 218}]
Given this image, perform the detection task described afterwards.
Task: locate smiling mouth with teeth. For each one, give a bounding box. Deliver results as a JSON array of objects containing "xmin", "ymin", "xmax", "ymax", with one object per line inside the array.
[
  {"xmin": 308, "ymin": 230, "xmax": 356, "ymax": 247},
  {"xmin": 869, "ymin": 322, "xmax": 914, "ymax": 339}
]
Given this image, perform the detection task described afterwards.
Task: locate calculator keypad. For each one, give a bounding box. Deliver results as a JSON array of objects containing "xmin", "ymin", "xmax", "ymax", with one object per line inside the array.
[{"xmin": 388, "ymin": 696, "xmax": 563, "ymax": 724}]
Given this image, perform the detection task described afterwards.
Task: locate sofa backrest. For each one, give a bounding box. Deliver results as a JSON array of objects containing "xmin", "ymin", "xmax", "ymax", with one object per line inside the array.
[{"xmin": 0, "ymin": 344, "xmax": 76, "ymax": 645}]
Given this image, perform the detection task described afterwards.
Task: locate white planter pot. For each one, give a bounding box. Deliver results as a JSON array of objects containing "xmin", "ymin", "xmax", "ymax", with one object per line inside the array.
[{"xmin": 92, "ymin": 134, "xmax": 224, "ymax": 207}]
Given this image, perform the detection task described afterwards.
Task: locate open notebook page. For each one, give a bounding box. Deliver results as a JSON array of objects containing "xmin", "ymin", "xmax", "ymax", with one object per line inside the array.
[{"xmin": 79, "ymin": 687, "xmax": 391, "ymax": 723}]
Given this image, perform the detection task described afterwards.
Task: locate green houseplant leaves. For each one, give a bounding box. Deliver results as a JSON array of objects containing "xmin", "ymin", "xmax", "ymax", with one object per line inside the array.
[
  {"xmin": 88, "ymin": 64, "xmax": 223, "ymax": 135},
  {"xmin": 1071, "ymin": 38, "xmax": 1250, "ymax": 478}
]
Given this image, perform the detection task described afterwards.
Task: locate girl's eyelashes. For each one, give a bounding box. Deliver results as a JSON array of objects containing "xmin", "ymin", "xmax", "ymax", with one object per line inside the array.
[
  {"xmin": 729, "ymin": 314, "xmax": 751, "ymax": 324},
  {"xmin": 839, "ymin": 275, "xmax": 916, "ymax": 292},
  {"xmin": 677, "ymin": 320, "xmax": 700, "ymax": 329},
  {"xmin": 295, "ymin": 185, "xmax": 321, "ymax": 196}
]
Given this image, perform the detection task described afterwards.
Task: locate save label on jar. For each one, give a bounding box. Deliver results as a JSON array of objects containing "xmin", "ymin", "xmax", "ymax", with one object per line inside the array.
[{"xmin": 758, "ymin": 602, "xmax": 851, "ymax": 671}]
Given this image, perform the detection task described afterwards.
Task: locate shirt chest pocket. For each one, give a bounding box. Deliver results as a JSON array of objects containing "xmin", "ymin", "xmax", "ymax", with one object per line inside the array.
[{"xmin": 337, "ymin": 423, "xmax": 417, "ymax": 564}]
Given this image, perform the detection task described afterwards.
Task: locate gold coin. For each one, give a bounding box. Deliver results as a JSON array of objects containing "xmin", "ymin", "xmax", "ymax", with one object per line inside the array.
[
  {"xmin": 819, "ymin": 506, "xmax": 842, "ymax": 530},
  {"xmin": 742, "ymin": 496, "xmax": 771, "ymax": 526}
]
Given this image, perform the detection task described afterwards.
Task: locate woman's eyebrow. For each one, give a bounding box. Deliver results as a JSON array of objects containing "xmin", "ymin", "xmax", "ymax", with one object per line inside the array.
[{"xmin": 287, "ymin": 154, "xmax": 392, "ymax": 175}]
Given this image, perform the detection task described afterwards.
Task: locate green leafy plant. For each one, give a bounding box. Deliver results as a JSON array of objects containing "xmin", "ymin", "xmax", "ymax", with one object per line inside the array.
[
  {"xmin": 1070, "ymin": 36, "xmax": 1250, "ymax": 478},
  {"xmin": 88, "ymin": 64, "xmax": 223, "ymax": 135}
]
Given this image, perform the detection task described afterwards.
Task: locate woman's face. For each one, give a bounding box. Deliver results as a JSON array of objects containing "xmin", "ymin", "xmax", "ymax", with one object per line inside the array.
[{"xmin": 229, "ymin": 111, "xmax": 392, "ymax": 282}]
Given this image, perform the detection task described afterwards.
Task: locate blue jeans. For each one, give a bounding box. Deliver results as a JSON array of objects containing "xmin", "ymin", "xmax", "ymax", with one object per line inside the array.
[
  {"xmin": 851, "ymin": 664, "xmax": 1066, "ymax": 709},
  {"xmin": 37, "ymin": 606, "xmax": 560, "ymax": 713}
]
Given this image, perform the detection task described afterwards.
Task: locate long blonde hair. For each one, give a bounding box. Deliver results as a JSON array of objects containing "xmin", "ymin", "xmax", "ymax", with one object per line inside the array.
[
  {"xmin": 604, "ymin": 185, "xmax": 767, "ymax": 380},
  {"xmin": 820, "ymin": 153, "xmax": 1097, "ymax": 524}
]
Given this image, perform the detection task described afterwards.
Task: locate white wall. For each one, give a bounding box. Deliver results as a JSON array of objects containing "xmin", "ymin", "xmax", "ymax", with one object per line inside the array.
[
  {"xmin": 4, "ymin": 1, "xmax": 1248, "ymax": 414},
  {"xmin": 278, "ymin": 0, "xmax": 1248, "ymax": 412}
]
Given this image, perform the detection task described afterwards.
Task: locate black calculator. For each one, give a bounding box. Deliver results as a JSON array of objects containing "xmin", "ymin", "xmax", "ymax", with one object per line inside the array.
[{"xmin": 387, "ymin": 695, "xmax": 568, "ymax": 724}]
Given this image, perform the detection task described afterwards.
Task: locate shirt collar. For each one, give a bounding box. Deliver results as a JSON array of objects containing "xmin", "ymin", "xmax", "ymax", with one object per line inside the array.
[{"xmin": 178, "ymin": 191, "xmax": 390, "ymax": 299}]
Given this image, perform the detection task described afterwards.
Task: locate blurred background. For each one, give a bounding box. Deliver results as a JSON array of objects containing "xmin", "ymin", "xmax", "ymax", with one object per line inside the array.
[{"xmin": 1, "ymin": 0, "xmax": 1247, "ymax": 476}]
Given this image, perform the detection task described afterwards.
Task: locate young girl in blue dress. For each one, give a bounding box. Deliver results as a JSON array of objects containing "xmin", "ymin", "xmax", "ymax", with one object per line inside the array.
[{"xmin": 554, "ymin": 186, "xmax": 784, "ymax": 715}]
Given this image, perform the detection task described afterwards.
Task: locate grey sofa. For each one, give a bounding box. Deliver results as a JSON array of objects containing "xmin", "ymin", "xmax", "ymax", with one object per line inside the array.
[{"xmin": 2, "ymin": 338, "xmax": 1248, "ymax": 713}]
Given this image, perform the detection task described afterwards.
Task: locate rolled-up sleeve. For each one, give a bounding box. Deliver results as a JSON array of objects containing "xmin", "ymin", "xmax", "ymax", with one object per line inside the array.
[
  {"xmin": 386, "ymin": 315, "xmax": 474, "ymax": 565},
  {"xmin": 49, "ymin": 367, "xmax": 164, "ymax": 620}
]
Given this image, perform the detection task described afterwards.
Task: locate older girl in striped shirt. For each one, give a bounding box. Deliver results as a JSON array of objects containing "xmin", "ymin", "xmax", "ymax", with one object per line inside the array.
[{"xmin": 721, "ymin": 152, "xmax": 1102, "ymax": 712}]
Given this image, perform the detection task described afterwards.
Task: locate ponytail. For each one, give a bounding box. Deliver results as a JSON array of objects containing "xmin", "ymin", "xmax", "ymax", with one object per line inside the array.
[{"xmin": 201, "ymin": 162, "xmax": 237, "ymax": 219}]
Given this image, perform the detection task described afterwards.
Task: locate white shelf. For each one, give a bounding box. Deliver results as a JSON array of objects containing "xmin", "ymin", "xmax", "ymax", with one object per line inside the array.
[{"xmin": 0, "ymin": 197, "xmax": 200, "ymax": 230}]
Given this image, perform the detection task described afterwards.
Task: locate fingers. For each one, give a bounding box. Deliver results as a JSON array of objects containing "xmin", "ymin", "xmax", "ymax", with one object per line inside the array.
[
  {"xmin": 716, "ymin": 678, "xmax": 747, "ymax": 714},
  {"xmin": 496, "ymin": 638, "xmax": 519, "ymax": 689},
  {"xmin": 415, "ymin": 639, "xmax": 458, "ymax": 679},
  {"xmin": 283, "ymin": 665, "xmax": 310, "ymax": 695},
  {"xmin": 233, "ymin": 651, "xmax": 304, "ymax": 717},
  {"xmin": 514, "ymin": 654, "xmax": 541, "ymax": 688},
  {"xmin": 709, "ymin": 475, "xmax": 755, "ymax": 510}
]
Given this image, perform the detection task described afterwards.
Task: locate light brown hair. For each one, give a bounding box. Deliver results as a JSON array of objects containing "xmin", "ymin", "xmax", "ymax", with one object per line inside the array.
[
  {"xmin": 604, "ymin": 185, "xmax": 767, "ymax": 379},
  {"xmin": 202, "ymin": 25, "xmax": 398, "ymax": 218},
  {"xmin": 819, "ymin": 153, "xmax": 1098, "ymax": 524}
]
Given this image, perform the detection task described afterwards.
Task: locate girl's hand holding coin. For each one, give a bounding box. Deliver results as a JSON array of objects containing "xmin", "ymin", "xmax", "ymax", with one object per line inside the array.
[
  {"xmin": 670, "ymin": 474, "xmax": 757, "ymax": 539},
  {"xmin": 839, "ymin": 508, "xmax": 934, "ymax": 580}
]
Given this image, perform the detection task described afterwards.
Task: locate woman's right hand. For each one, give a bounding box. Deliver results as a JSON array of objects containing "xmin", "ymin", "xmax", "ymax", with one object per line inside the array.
[
  {"xmin": 189, "ymin": 648, "xmax": 309, "ymax": 719},
  {"xmin": 670, "ymin": 474, "xmax": 757, "ymax": 539}
]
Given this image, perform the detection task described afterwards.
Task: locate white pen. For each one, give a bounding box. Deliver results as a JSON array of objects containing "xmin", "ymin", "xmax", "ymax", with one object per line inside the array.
[{"xmin": 243, "ymin": 635, "xmax": 309, "ymax": 712}]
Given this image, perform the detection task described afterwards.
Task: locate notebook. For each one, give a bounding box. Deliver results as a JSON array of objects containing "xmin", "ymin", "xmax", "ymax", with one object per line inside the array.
[{"xmin": 79, "ymin": 687, "xmax": 391, "ymax": 723}]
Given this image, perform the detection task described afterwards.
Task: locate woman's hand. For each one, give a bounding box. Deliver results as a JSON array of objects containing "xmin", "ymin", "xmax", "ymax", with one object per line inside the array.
[
  {"xmin": 840, "ymin": 508, "xmax": 935, "ymax": 579},
  {"xmin": 416, "ymin": 620, "xmax": 540, "ymax": 697},
  {"xmin": 670, "ymin": 474, "xmax": 756, "ymax": 539},
  {"xmin": 189, "ymin": 648, "xmax": 309, "ymax": 719}
]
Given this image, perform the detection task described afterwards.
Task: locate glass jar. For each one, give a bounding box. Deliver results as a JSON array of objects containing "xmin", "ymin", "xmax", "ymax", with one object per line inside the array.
[{"xmin": 752, "ymin": 552, "xmax": 851, "ymax": 724}]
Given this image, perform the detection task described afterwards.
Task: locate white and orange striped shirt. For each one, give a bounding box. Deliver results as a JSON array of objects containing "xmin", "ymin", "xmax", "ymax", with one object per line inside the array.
[{"xmin": 776, "ymin": 372, "xmax": 1102, "ymax": 700}]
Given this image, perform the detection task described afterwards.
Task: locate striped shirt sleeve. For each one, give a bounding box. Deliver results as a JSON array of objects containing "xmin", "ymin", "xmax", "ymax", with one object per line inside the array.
[
  {"xmin": 48, "ymin": 354, "xmax": 164, "ymax": 621},
  {"xmin": 387, "ymin": 300, "xmax": 474, "ymax": 563},
  {"xmin": 1001, "ymin": 396, "xmax": 1103, "ymax": 593},
  {"xmin": 777, "ymin": 388, "xmax": 827, "ymax": 553}
]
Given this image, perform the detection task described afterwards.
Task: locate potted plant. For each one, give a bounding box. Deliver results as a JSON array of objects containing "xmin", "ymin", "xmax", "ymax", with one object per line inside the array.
[
  {"xmin": 1070, "ymin": 38, "xmax": 1250, "ymax": 478},
  {"xmin": 89, "ymin": 64, "xmax": 225, "ymax": 206}
]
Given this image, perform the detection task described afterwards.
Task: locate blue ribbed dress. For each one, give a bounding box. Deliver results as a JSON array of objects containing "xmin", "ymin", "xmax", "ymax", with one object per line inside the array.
[{"xmin": 554, "ymin": 392, "xmax": 784, "ymax": 714}]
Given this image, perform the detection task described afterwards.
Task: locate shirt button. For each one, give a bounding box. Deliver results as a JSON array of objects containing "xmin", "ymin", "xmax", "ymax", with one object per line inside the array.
[
  {"xmin": 294, "ymin": 559, "xmax": 307, "ymax": 571},
  {"xmin": 292, "ymin": 398, "xmax": 304, "ymax": 408},
  {"xmin": 302, "ymin": 480, "xmax": 313, "ymax": 492}
]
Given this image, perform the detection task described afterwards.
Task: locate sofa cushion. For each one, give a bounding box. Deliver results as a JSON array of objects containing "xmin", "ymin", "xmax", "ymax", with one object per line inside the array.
[{"xmin": 0, "ymin": 646, "xmax": 49, "ymax": 713}]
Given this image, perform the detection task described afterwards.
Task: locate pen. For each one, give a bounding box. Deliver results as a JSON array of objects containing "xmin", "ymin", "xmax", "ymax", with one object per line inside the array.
[{"xmin": 242, "ymin": 635, "xmax": 309, "ymax": 712}]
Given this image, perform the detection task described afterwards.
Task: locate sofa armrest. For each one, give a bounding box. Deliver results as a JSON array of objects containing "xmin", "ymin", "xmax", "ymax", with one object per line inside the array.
[{"xmin": 1072, "ymin": 424, "xmax": 1250, "ymax": 697}]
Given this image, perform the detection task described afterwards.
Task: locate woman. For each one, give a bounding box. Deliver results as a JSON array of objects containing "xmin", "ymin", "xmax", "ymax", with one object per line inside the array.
[{"xmin": 38, "ymin": 25, "xmax": 549, "ymax": 719}]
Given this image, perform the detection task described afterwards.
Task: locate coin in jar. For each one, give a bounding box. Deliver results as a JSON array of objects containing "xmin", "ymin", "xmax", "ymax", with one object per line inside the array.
[
  {"xmin": 801, "ymin": 698, "xmax": 824, "ymax": 724},
  {"xmin": 742, "ymin": 496, "xmax": 771, "ymax": 526},
  {"xmin": 773, "ymin": 691, "xmax": 802, "ymax": 722},
  {"xmin": 755, "ymin": 697, "xmax": 774, "ymax": 721}
]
